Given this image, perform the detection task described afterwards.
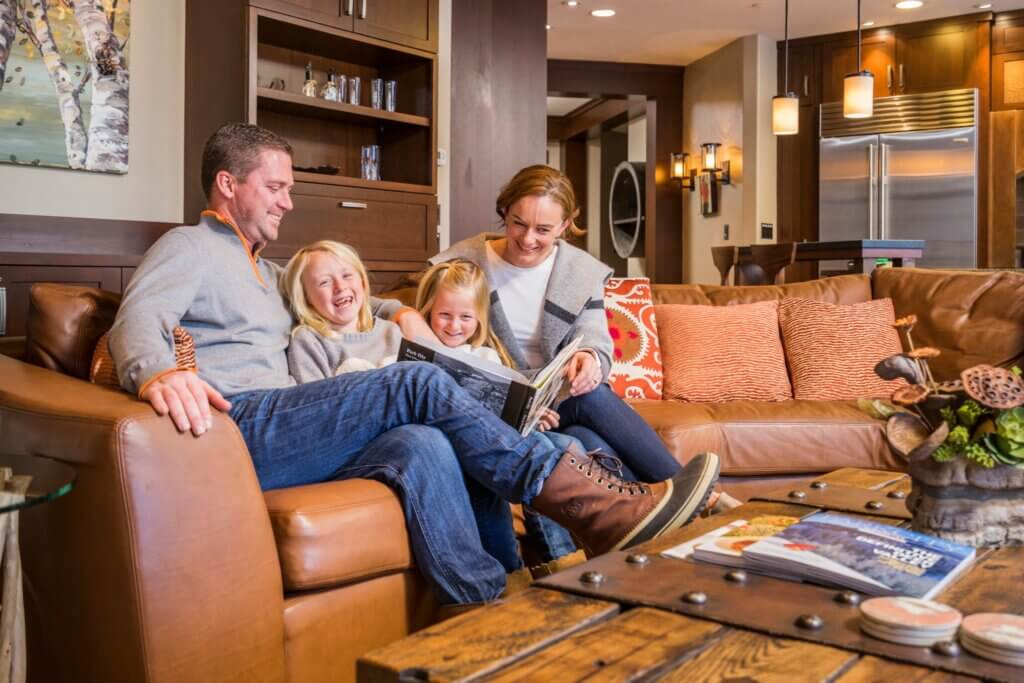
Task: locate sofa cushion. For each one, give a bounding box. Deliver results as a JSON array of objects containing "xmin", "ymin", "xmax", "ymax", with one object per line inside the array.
[
  {"xmin": 778, "ymin": 297, "xmax": 904, "ymax": 400},
  {"xmin": 872, "ymin": 268, "xmax": 1024, "ymax": 381},
  {"xmin": 701, "ymin": 274, "xmax": 872, "ymax": 306},
  {"xmin": 25, "ymin": 284, "xmax": 121, "ymax": 379},
  {"xmin": 604, "ymin": 277, "xmax": 663, "ymax": 400},
  {"xmin": 657, "ymin": 301, "xmax": 793, "ymax": 403},
  {"xmin": 630, "ymin": 398, "xmax": 902, "ymax": 476},
  {"xmin": 265, "ymin": 479, "xmax": 413, "ymax": 592}
]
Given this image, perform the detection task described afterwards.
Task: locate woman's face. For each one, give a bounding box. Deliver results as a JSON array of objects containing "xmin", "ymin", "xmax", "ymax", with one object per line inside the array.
[
  {"xmin": 502, "ymin": 194, "xmax": 569, "ymax": 268},
  {"xmin": 429, "ymin": 286, "xmax": 480, "ymax": 348},
  {"xmin": 301, "ymin": 251, "xmax": 365, "ymax": 332}
]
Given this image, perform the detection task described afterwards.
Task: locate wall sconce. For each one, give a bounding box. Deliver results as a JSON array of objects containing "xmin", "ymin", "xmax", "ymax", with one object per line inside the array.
[
  {"xmin": 700, "ymin": 142, "xmax": 731, "ymax": 185},
  {"xmin": 670, "ymin": 152, "xmax": 694, "ymax": 190}
]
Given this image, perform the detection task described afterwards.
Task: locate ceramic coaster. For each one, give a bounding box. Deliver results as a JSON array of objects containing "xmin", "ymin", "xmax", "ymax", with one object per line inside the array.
[
  {"xmin": 860, "ymin": 597, "xmax": 963, "ymax": 633},
  {"xmin": 960, "ymin": 613, "xmax": 1024, "ymax": 653},
  {"xmin": 960, "ymin": 634, "xmax": 1024, "ymax": 666},
  {"xmin": 859, "ymin": 619, "xmax": 956, "ymax": 647}
]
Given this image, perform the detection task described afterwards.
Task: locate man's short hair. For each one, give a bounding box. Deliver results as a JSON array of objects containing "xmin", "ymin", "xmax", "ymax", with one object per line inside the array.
[{"xmin": 200, "ymin": 123, "xmax": 293, "ymax": 199}]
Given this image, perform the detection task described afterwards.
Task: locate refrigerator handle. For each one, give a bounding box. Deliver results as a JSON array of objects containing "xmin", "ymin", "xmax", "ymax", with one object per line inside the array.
[
  {"xmin": 879, "ymin": 143, "xmax": 890, "ymax": 240},
  {"xmin": 868, "ymin": 143, "xmax": 877, "ymax": 240}
]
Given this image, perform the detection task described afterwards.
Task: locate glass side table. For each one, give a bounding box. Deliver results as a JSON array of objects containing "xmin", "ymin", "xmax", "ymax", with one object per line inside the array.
[{"xmin": 0, "ymin": 454, "xmax": 76, "ymax": 683}]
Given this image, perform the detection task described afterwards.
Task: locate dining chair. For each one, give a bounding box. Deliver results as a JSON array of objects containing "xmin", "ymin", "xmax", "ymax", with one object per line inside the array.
[
  {"xmin": 711, "ymin": 245, "xmax": 739, "ymax": 286},
  {"xmin": 739, "ymin": 242, "xmax": 798, "ymax": 285}
]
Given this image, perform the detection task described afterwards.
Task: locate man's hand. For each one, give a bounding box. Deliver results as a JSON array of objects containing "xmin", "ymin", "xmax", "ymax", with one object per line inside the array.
[
  {"xmin": 566, "ymin": 350, "xmax": 602, "ymax": 397},
  {"xmin": 141, "ymin": 370, "xmax": 232, "ymax": 436},
  {"xmin": 536, "ymin": 408, "xmax": 560, "ymax": 432},
  {"xmin": 394, "ymin": 307, "xmax": 440, "ymax": 344}
]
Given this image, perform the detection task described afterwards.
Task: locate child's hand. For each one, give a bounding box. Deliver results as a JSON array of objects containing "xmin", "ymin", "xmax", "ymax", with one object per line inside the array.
[{"xmin": 537, "ymin": 408, "xmax": 560, "ymax": 432}]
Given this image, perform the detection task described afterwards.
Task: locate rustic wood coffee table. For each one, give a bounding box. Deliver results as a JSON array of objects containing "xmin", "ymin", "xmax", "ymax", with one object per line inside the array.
[{"xmin": 358, "ymin": 468, "xmax": 1021, "ymax": 682}]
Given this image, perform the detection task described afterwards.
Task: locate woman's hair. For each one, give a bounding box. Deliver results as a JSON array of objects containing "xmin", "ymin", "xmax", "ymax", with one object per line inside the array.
[
  {"xmin": 495, "ymin": 164, "xmax": 585, "ymax": 239},
  {"xmin": 280, "ymin": 240, "xmax": 373, "ymax": 336},
  {"xmin": 415, "ymin": 259, "xmax": 513, "ymax": 366}
]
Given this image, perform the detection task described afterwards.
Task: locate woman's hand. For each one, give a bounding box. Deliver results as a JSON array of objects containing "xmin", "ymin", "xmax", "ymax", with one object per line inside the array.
[
  {"xmin": 566, "ymin": 350, "xmax": 602, "ymax": 396},
  {"xmin": 536, "ymin": 408, "xmax": 560, "ymax": 432},
  {"xmin": 393, "ymin": 307, "xmax": 440, "ymax": 344}
]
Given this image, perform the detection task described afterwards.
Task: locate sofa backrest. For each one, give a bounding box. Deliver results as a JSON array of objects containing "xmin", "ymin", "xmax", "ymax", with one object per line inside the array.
[
  {"xmin": 24, "ymin": 284, "xmax": 121, "ymax": 379},
  {"xmin": 873, "ymin": 268, "xmax": 1024, "ymax": 380},
  {"xmin": 651, "ymin": 274, "xmax": 872, "ymax": 306}
]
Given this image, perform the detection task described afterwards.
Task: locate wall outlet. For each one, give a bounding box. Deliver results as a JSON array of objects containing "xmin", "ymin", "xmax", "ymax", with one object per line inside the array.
[
  {"xmin": 723, "ymin": 224, "xmax": 729, "ymax": 240},
  {"xmin": 437, "ymin": 148, "xmax": 448, "ymax": 166},
  {"xmin": 761, "ymin": 222, "xmax": 774, "ymax": 239}
]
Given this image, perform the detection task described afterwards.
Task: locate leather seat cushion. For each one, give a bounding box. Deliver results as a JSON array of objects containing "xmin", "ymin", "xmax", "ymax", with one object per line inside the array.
[
  {"xmin": 265, "ymin": 479, "xmax": 414, "ymax": 592},
  {"xmin": 630, "ymin": 399, "xmax": 903, "ymax": 476}
]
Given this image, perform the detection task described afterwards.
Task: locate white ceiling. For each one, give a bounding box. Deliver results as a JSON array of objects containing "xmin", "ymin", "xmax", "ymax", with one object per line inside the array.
[
  {"xmin": 546, "ymin": 0, "xmax": 1024, "ymax": 65},
  {"xmin": 547, "ymin": 96, "xmax": 593, "ymax": 115}
]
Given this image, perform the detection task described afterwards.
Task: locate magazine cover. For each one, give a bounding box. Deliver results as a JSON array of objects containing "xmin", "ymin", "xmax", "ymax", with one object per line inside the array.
[
  {"xmin": 742, "ymin": 512, "xmax": 975, "ymax": 599},
  {"xmin": 694, "ymin": 515, "xmax": 801, "ymax": 568}
]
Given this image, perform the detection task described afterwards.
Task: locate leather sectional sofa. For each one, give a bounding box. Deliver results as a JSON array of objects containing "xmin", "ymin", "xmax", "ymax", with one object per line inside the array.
[{"xmin": 1, "ymin": 267, "xmax": 1021, "ymax": 682}]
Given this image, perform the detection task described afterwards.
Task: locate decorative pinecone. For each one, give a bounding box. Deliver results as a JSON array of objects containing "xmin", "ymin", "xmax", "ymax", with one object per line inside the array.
[
  {"xmin": 94, "ymin": 39, "xmax": 121, "ymax": 76},
  {"xmin": 961, "ymin": 364, "xmax": 1024, "ymax": 410}
]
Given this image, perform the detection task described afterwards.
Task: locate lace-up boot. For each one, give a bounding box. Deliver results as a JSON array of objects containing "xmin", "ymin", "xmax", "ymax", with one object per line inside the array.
[{"xmin": 530, "ymin": 446, "xmax": 720, "ymax": 557}]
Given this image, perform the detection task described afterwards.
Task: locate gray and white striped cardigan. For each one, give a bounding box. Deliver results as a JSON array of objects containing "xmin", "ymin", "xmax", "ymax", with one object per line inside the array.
[{"xmin": 429, "ymin": 233, "xmax": 614, "ymax": 381}]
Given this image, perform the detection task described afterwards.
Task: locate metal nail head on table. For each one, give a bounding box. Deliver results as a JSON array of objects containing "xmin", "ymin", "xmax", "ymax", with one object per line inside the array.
[{"xmin": 737, "ymin": 239, "xmax": 925, "ymax": 274}]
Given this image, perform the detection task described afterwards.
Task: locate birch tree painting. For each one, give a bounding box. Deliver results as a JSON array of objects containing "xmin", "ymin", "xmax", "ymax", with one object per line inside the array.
[{"xmin": 0, "ymin": 0, "xmax": 129, "ymax": 173}]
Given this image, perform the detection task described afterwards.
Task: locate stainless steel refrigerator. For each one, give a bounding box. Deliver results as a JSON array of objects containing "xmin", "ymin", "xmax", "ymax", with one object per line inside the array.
[{"xmin": 819, "ymin": 88, "xmax": 978, "ymax": 268}]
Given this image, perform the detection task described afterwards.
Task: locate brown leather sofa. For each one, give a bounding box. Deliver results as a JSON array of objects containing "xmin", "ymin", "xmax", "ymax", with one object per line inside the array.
[{"xmin": 1, "ymin": 267, "xmax": 1022, "ymax": 682}]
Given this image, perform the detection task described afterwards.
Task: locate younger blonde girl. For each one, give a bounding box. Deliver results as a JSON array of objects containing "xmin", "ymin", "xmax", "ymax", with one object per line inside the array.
[{"xmin": 281, "ymin": 240, "xmax": 403, "ymax": 382}]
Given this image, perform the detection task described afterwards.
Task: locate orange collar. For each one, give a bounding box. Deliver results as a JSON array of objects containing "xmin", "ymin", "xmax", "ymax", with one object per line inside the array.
[{"xmin": 201, "ymin": 209, "xmax": 268, "ymax": 287}]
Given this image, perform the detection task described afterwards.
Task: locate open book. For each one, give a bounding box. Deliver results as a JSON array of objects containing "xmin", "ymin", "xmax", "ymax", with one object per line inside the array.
[{"xmin": 397, "ymin": 335, "xmax": 583, "ymax": 435}]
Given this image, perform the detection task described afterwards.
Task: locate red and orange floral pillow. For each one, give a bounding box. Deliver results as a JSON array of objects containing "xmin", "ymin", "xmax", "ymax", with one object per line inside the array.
[{"xmin": 603, "ymin": 278, "xmax": 664, "ymax": 400}]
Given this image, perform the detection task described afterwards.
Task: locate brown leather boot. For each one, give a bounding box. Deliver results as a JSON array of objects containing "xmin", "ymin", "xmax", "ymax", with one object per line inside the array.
[{"xmin": 530, "ymin": 448, "xmax": 720, "ymax": 557}]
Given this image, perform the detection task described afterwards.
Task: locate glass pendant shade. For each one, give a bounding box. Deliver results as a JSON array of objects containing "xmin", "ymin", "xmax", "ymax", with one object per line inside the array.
[
  {"xmin": 843, "ymin": 71, "xmax": 874, "ymax": 118},
  {"xmin": 772, "ymin": 94, "xmax": 800, "ymax": 135}
]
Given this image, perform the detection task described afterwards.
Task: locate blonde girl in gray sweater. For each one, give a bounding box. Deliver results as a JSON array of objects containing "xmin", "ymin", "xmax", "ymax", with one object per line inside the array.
[{"xmin": 281, "ymin": 240, "xmax": 404, "ymax": 383}]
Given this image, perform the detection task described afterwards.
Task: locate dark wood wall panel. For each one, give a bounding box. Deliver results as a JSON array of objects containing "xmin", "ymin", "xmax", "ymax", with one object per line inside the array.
[{"xmin": 450, "ymin": 0, "xmax": 546, "ymax": 243}]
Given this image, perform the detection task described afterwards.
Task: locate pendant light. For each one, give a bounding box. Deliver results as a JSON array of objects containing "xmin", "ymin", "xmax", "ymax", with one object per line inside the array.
[
  {"xmin": 772, "ymin": 0, "xmax": 799, "ymax": 135},
  {"xmin": 843, "ymin": 0, "xmax": 874, "ymax": 118}
]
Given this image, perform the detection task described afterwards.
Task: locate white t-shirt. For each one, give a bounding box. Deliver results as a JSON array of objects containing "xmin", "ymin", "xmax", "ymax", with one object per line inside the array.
[{"xmin": 485, "ymin": 241, "xmax": 557, "ymax": 368}]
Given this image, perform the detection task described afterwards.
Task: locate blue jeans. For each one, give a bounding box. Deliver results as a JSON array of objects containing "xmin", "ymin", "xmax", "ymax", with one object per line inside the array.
[
  {"xmin": 228, "ymin": 362, "xmax": 564, "ymax": 604},
  {"xmin": 522, "ymin": 384, "xmax": 684, "ymax": 563}
]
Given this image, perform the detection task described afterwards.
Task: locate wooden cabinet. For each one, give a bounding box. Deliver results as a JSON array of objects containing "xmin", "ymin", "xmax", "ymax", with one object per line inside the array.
[
  {"xmin": 250, "ymin": 0, "xmax": 436, "ymax": 51},
  {"xmin": 896, "ymin": 21, "xmax": 980, "ymax": 94},
  {"xmin": 993, "ymin": 51, "xmax": 1024, "ymax": 110},
  {"xmin": 822, "ymin": 33, "xmax": 895, "ymax": 103},
  {"xmin": 0, "ymin": 265, "xmax": 122, "ymax": 337},
  {"xmin": 779, "ymin": 43, "xmax": 821, "ymax": 106}
]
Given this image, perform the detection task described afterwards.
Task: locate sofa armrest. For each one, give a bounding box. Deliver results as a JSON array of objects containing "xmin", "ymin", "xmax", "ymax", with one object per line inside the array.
[{"xmin": 0, "ymin": 355, "xmax": 285, "ymax": 682}]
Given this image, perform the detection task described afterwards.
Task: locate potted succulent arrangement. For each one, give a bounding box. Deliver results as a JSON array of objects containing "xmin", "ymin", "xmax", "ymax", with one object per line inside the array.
[{"xmin": 860, "ymin": 315, "xmax": 1024, "ymax": 547}]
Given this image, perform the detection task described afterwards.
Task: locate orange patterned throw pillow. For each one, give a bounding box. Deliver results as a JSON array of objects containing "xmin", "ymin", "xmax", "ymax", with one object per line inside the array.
[
  {"xmin": 90, "ymin": 327, "xmax": 197, "ymax": 387},
  {"xmin": 778, "ymin": 297, "xmax": 904, "ymax": 400},
  {"xmin": 604, "ymin": 277, "xmax": 664, "ymax": 400},
  {"xmin": 656, "ymin": 301, "xmax": 793, "ymax": 403}
]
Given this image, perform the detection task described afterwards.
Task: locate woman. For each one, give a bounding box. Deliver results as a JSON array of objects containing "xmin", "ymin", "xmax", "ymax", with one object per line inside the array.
[{"xmin": 410, "ymin": 165, "xmax": 709, "ymax": 560}]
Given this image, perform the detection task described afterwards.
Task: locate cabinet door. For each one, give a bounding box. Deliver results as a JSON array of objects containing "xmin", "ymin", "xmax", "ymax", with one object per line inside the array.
[
  {"xmin": 779, "ymin": 44, "xmax": 821, "ymax": 106},
  {"xmin": 0, "ymin": 266, "xmax": 122, "ymax": 337},
  {"xmin": 993, "ymin": 51, "xmax": 1024, "ymax": 110},
  {"xmin": 895, "ymin": 21, "xmax": 979, "ymax": 94},
  {"xmin": 249, "ymin": 0, "xmax": 352, "ymax": 31},
  {"xmin": 776, "ymin": 105, "xmax": 819, "ymax": 282},
  {"xmin": 354, "ymin": 0, "xmax": 437, "ymax": 52},
  {"xmin": 274, "ymin": 184, "xmax": 438, "ymax": 262},
  {"xmin": 822, "ymin": 33, "xmax": 895, "ymax": 103}
]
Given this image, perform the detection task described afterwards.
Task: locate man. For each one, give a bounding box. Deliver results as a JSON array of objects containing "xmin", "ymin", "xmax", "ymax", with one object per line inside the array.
[{"xmin": 109, "ymin": 122, "xmax": 720, "ymax": 605}]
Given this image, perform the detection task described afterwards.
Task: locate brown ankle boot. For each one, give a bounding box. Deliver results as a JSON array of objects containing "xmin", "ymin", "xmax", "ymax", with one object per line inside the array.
[{"xmin": 530, "ymin": 448, "xmax": 720, "ymax": 557}]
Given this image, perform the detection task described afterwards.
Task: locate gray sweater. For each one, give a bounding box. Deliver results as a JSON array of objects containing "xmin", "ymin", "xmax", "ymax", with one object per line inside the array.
[
  {"xmin": 287, "ymin": 319, "xmax": 404, "ymax": 383},
  {"xmin": 430, "ymin": 233, "xmax": 614, "ymax": 380}
]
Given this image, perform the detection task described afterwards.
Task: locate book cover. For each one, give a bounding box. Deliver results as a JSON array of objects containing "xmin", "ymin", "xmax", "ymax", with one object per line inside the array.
[
  {"xmin": 693, "ymin": 515, "xmax": 801, "ymax": 568},
  {"xmin": 741, "ymin": 512, "xmax": 975, "ymax": 599}
]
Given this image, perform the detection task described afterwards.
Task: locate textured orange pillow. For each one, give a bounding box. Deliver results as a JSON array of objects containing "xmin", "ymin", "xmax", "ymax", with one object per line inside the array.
[
  {"xmin": 604, "ymin": 277, "xmax": 663, "ymax": 400},
  {"xmin": 656, "ymin": 301, "xmax": 792, "ymax": 403},
  {"xmin": 90, "ymin": 327, "xmax": 197, "ymax": 387},
  {"xmin": 778, "ymin": 297, "xmax": 904, "ymax": 400}
]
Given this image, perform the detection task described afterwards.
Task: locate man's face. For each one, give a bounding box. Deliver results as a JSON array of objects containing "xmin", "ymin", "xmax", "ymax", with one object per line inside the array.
[{"xmin": 227, "ymin": 149, "xmax": 294, "ymax": 246}]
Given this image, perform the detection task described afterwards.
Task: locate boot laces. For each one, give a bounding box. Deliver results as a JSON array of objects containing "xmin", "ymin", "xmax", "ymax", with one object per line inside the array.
[{"xmin": 575, "ymin": 450, "xmax": 647, "ymax": 495}]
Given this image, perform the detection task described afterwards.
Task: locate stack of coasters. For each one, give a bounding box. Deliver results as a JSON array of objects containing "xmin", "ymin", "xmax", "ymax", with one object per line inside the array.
[
  {"xmin": 960, "ymin": 613, "xmax": 1024, "ymax": 666},
  {"xmin": 859, "ymin": 597, "xmax": 962, "ymax": 646}
]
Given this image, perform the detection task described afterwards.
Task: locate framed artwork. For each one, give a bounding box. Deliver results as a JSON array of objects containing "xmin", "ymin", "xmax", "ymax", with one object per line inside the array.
[
  {"xmin": 0, "ymin": 0, "xmax": 131, "ymax": 173},
  {"xmin": 698, "ymin": 171, "xmax": 718, "ymax": 216}
]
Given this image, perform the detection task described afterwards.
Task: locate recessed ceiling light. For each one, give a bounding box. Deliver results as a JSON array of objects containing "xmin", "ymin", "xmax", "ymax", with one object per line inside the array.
[
  {"xmin": 975, "ymin": 2, "xmax": 992, "ymax": 7},
  {"xmin": 895, "ymin": 1, "xmax": 923, "ymax": 9},
  {"xmin": 863, "ymin": 20, "xmax": 875, "ymax": 26},
  {"xmin": 591, "ymin": 9, "xmax": 616, "ymax": 17},
  {"xmin": 546, "ymin": 23, "xmax": 551, "ymax": 30},
  {"xmin": 563, "ymin": 0, "xmax": 580, "ymax": 6}
]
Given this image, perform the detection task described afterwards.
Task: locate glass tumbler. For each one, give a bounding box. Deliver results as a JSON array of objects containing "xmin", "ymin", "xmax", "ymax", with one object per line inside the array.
[
  {"xmin": 385, "ymin": 80, "xmax": 397, "ymax": 112},
  {"xmin": 370, "ymin": 78, "xmax": 383, "ymax": 110},
  {"xmin": 361, "ymin": 144, "xmax": 380, "ymax": 181},
  {"xmin": 348, "ymin": 76, "xmax": 361, "ymax": 106}
]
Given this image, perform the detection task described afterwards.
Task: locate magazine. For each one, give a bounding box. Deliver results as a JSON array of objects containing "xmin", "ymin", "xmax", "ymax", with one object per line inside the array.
[
  {"xmin": 662, "ymin": 515, "xmax": 805, "ymax": 581},
  {"xmin": 398, "ymin": 335, "xmax": 583, "ymax": 435},
  {"xmin": 741, "ymin": 512, "xmax": 975, "ymax": 599}
]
